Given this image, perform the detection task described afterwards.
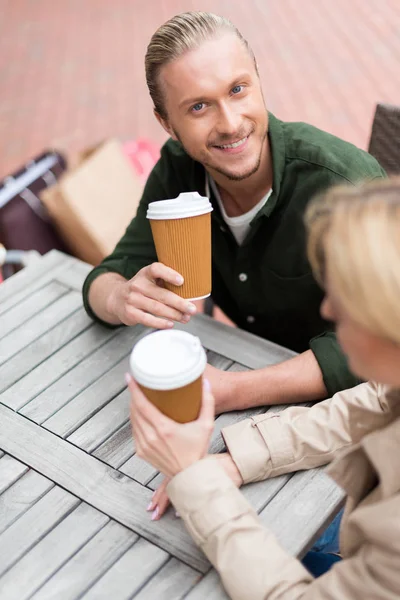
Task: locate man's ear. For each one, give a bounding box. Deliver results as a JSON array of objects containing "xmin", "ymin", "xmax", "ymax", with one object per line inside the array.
[{"xmin": 154, "ymin": 109, "xmax": 177, "ymax": 141}]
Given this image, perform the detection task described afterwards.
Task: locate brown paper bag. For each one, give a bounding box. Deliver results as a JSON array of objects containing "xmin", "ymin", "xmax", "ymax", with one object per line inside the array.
[{"xmin": 41, "ymin": 139, "xmax": 143, "ymax": 265}]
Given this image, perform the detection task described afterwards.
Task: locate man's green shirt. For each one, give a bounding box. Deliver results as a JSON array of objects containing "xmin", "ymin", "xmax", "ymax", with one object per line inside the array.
[{"xmin": 82, "ymin": 113, "xmax": 385, "ymax": 397}]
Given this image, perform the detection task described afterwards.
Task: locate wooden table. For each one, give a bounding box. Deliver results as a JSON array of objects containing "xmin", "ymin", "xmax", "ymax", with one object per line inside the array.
[{"xmin": 0, "ymin": 251, "xmax": 344, "ymax": 599}]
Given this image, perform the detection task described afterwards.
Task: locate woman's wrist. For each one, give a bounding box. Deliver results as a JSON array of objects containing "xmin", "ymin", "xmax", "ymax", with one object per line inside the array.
[{"xmin": 212, "ymin": 452, "xmax": 243, "ymax": 487}]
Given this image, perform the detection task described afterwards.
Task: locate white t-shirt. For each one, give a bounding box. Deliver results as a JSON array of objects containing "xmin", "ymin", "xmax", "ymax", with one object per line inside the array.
[{"xmin": 206, "ymin": 174, "xmax": 273, "ymax": 245}]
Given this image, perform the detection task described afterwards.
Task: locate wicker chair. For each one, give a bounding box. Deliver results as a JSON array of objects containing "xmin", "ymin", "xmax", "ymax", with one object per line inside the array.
[{"xmin": 368, "ymin": 103, "xmax": 400, "ymax": 174}]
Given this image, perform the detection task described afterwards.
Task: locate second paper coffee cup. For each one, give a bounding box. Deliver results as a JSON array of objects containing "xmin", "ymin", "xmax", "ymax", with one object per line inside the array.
[
  {"xmin": 146, "ymin": 192, "xmax": 213, "ymax": 300},
  {"xmin": 130, "ymin": 329, "xmax": 207, "ymax": 423}
]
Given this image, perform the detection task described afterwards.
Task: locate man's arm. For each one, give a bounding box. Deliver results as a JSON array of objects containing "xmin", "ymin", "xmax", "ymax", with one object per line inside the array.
[
  {"xmin": 87, "ymin": 272, "xmax": 127, "ymax": 326},
  {"xmin": 82, "ymin": 140, "xmax": 198, "ymax": 328},
  {"xmin": 207, "ymin": 349, "xmax": 326, "ymax": 412},
  {"xmin": 221, "ymin": 380, "xmax": 383, "ymax": 485},
  {"xmin": 208, "ymin": 330, "xmax": 362, "ymax": 412}
]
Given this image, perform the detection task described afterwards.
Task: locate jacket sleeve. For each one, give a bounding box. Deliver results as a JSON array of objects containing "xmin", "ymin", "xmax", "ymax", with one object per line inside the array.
[
  {"xmin": 167, "ymin": 459, "xmax": 400, "ymax": 600},
  {"xmin": 222, "ymin": 381, "xmax": 385, "ymax": 484},
  {"xmin": 309, "ymin": 331, "xmax": 363, "ymax": 397},
  {"xmin": 81, "ymin": 148, "xmax": 175, "ymax": 325}
]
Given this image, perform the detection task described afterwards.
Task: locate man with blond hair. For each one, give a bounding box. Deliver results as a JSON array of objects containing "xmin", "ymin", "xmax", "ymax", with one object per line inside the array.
[{"xmin": 83, "ymin": 11, "xmax": 385, "ymax": 412}]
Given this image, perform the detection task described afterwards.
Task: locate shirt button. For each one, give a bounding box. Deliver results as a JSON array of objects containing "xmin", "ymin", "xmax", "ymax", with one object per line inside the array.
[
  {"xmin": 238, "ymin": 273, "xmax": 248, "ymax": 282},
  {"xmin": 220, "ymin": 225, "xmax": 226, "ymax": 232},
  {"xmin": 246, "ymin": 315, "xmax": 255, "ymax": 324}
]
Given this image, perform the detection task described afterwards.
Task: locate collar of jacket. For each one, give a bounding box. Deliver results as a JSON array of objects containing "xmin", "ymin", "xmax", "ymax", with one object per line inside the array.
[
  {"xmin": 257, "ymin": 112, "xmax": 285, "ymax": 219},
  {"xmin": 327, "ymin": 387, "xmax": 400, "ymax": 502}
]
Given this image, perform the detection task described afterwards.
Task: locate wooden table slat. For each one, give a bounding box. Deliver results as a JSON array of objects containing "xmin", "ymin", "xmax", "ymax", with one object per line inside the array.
[
  {"xmin": 133, "ymin": 557, "xmax": 200, "ymax": 600},
  {"xmin": 0, "ymin": 405, "xmax": 210, "ymax": 572},
  {"xmin": 22, "ymin": 325, "xmax": 144, "ymax": 425},
  {"xmin": 82, "ymin": 537, "xmax": 169, "ymax": 600},
  {"xmin": 92, "ymin": 422, "xmax": 135, "ymax": 469},
  {"xmin": 43, "ymin": 355, "xmax": 130, "ymax": 437},
  {"xmin": 206, "ymin": 350, "xmax": 234, "ymax": 370},
  {"xmin": 0, "ymin": 291, "xmax": 82, "ymax": 367},
  {"xmin": 32, "ymin": 520, "xmax": 137, "ymax": 600},
  {"xmin": 0, "ymin": 469, "xmax": 54, "ymax": 535},
  {"xmin": 174, "ymin": 315, "xmax": 296, "ymax": 369},
  {"xmin": 259, "ymin": 467, "xmax": 345, "ymax": 558},
  {"xmin": 119, "ymin": 454, "xmax": 156, "ymax": 486},
  {"xmin": 66, "ymin": 389, "xmax": 130, "ymax": 453},
  {"xmin": 184, "ymin": 570, "xmax": 228, "ymax": 600},
  {"xmin": 0, "ymin": 503, "xmax": 109, "ymax": 600},
  {"xmin": 0, "ymin": 307, "xmax": 93, "ymax": 394},
  {"xmin": 0, "ymin": 485, "xmax": 80, "ymax": 578},
  {"xmin": 0, "ymin": 454, "xmax": 29, "ymax": 494},
  {"xmin": 1, "ymin": 326, "xmax": 119, "ymax": 411},
  {"xmin": 54, "ymin": 259, "xmax": 93, "ymax": 291},
  {"xmin": 0, "ymin": 281, "xmax": 68, "ymax": 341},
  {"xmin": 0, "ymin": 250, "xmax": 68, "ymax": 309}
]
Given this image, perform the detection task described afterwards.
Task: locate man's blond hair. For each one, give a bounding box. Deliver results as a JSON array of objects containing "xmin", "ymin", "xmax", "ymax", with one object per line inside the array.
[
  {"xmin": 306, "ymin": 177, "xmax": 400, "ymax": 344},
  {"xmin": 145, "ymin": 11, "xmax": 256, "ymax": 119}
]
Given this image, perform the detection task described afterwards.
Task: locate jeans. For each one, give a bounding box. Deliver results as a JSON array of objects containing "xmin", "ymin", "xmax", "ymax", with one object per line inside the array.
[
  {"xmin": 310, "ymin": 508, "xmax": 343, "ymax": 554},
  {"xmin": 300, "ymin": 509, "xmax": 344, "ymax": 577},
  {"xmin": 302, "ymin": 551, "xmax": 342, "ymax": 577}
]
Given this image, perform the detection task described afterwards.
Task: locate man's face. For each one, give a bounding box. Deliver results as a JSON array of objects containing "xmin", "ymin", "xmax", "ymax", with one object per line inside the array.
[{"xmin": 156, "ymin": 33, "xmax": 269, "ymax": 181}]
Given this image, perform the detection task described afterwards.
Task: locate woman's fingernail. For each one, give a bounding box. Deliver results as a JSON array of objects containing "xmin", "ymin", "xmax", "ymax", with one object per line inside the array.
[
  {"xmin": 175, "ymin": 511, "xmax": 180, "ymax": 518},
  {"xmin": 181, "ymin": 314, "xmax": 190, "ymax": 324},
  {"xmin": 151, "ymin": 507, "xmax": 159, "ymax": 521},
  {"xmin": 175, "ymin": 275, "xmax": 184, "ymax": 285},
  {"xmin": 166, "ymin": 321, "xmax": 174, "ymax": 328},
  {"xmin": 187, "ymin": 303, "xmax": 196, "ymax": 314},
  {"xmin": 146, "ymin": 502, "xmax": 153, "ymax": 511},
  {"xmin": 125, "ymin": 373, "xmax": 132, "ymax": 386},
  {"xmin": 203, "ymin": 377, "xmax": 211, "ymax": 392}
]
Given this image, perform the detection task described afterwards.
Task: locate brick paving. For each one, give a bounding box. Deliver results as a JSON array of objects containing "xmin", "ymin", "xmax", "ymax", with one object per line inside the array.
[{"xmin": 0, "ymin": 0, "xmax": 399, "ymax": 178}]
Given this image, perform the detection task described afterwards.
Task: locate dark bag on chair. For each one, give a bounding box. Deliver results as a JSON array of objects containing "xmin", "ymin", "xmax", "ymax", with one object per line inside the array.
[{"xmin": 0, "ymin": 150, "xmax": 71, "ymax": 276}]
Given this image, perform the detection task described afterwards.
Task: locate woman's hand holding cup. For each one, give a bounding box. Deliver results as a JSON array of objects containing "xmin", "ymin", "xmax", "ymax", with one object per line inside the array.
[{"xmin": 127, "ymin": 375, "xmax": 215, "ymax": 479}]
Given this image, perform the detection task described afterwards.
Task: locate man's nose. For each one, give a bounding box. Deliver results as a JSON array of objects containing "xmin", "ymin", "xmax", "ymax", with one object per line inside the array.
[{"xmin": 215, "ymin": 103, "xmax": 241, "ymax": 138}]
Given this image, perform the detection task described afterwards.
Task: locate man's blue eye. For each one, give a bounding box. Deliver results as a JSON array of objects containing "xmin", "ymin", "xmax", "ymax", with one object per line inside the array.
[
  {"xmin": 192, "ymin": 103, "xmax": 204, "ymax": 112},
  {"xmin": 232, "ymin": 85, "xmax": 243, "ymax": 94}
]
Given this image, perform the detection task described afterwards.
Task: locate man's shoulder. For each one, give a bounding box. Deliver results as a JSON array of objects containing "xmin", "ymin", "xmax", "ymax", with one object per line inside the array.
[
  {"xmin": 281, "ymin": 119, "xmax": 385, "ymax": 183},
  {"xmin": 147, "ymin": 138, "xmax": 204, "ymax": 196}
]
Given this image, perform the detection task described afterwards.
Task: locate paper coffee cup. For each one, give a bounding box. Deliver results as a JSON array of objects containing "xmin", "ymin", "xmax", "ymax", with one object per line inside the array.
[
  {"xmin": 146, "ymin": 192, "xmax": 213, "ymax": 300},
  {"xmin": 130, "ymin": 329, "xmax": 207, "ymax": 423}
]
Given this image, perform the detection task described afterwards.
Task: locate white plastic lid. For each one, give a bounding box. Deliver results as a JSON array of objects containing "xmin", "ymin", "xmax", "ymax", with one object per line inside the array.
[
  {"xmin": 130, "ymin": 330, "xmax": 207, "ymax": 390},
  {"xmin": 146, "ymin": 191, "xmax": 213, "ymax": 220}
]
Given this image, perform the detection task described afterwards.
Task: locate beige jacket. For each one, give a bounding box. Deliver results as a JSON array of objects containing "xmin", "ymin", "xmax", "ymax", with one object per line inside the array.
[{"xmin": 168, "ymin": 382, "xmax": 400, "ymax": 599}]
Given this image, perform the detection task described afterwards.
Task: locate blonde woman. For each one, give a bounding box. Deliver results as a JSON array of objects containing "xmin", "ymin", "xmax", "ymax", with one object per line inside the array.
[{"xmin": 127, "ymin": 178, "xmax": 400, "ymax": 599}]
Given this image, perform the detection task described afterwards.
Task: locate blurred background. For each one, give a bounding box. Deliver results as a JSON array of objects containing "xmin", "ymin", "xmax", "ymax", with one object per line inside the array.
[{"xmin": 1, "ymin": 0, "xmax": 399, "ymax": 179}]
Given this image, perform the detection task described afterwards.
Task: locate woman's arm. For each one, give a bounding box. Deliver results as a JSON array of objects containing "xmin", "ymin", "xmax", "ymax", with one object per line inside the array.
[
  {"xmin": 168, "ymin": 458, "xmax": 400, "ymax": 600},
  {"xmin": 222, "ymin": 381, "xmax": 386, "ymax": 484}
]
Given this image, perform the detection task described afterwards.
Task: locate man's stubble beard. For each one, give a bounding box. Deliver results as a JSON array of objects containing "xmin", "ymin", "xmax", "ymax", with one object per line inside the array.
[{"xmin": 172, "ymin": 127, "xmax": 268, "ymax": 182}]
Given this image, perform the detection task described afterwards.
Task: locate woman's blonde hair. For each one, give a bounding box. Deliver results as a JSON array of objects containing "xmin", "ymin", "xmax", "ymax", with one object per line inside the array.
[
  {"xmin": 145, "ymin": 11, "xmax": 256, "ymax": 119},
  {"xmin": 306, "ymin": 177, "xmax": 400, "ymax": 344}
]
